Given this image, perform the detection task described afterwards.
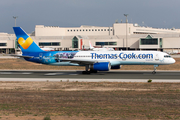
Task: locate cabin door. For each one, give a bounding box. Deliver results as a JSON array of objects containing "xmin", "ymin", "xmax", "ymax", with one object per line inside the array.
[{"xmin": 155, "ymin": 54, "xmax": 159, "ymax": 61}]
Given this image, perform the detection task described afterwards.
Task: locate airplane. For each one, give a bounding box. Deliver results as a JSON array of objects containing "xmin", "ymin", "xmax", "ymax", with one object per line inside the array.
[
  {"xmin": 13, "ymin": 27, "xmax": 176, "ymax": 74},
  {"xmin": 89, "ymin": 41, "xmax": 114, "ymax": 51}
]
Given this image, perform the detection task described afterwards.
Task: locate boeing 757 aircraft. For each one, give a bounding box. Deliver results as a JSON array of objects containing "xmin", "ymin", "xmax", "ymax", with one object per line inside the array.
[{"xmin": 13, "ymin": 27, "xmax": 176, "ymax": 74}]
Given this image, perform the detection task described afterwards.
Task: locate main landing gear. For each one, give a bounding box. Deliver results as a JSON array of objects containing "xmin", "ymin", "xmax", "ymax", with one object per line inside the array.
[
  {"xmin": 82, "ymin": 65, "xmax": 97, "ymax": 74},
  {"xmin": 152, "ymin": 65, "xmax": 159, "ymax": 74}
]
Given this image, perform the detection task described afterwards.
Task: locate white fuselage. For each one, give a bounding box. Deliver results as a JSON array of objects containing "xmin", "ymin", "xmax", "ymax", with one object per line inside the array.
[{"xmin": 72, "ymin": 51, "xmax": 175, "ymax": 66}]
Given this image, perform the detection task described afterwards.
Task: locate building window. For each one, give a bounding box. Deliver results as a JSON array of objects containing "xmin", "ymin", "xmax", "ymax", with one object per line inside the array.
[
  {"xmin": 109, "ymin": 42, "xmax": 117, "ymax": 45},
  {"xmin": 52, "ymin": 42, "xmax": 60, "ymax": 46},
  {"xmin": 140, "ymin": 39, "xmax": 158, "ymax": 45},
  {"xmin": 71, "ymin": 30, "xmax": 72, "ymax": 32},
  {"xmin": 104, "ymin": 29, "xmax": 106, "ymax": 31},
  {"xmin": 101, "ymin": 29, "xmax": 103, "ymax": 31},
  {"xmin": 77, "ymin": 30, "xmax": 78, "ymax": 31},
  {"xmin": 160, "ymin": 38, "xmax": 163, "ymax": 48},
  {"xmin": 92, "ymin": 29, "xmax": 94, "ymax": 31},
  {"xmin": 74, "ymin": 30, "xmax": 75, "ymax": 31},
  {"xmin": 96, "ymin": 42, "xmax": 108, "ymax": 45},
  {"xmin": 80, "ymin": 30, "xmax": 81, "ymax": 31},
  {"xmin": 0, "ymin": 43, "xmax": 7, "ymax": 46},
  {"xmin": 98, "ymin": 29, "xmax": 100, "ymax": 31},
  {"xmin": 39, "ymin": 42, "xmax": 60, "ymax": 46},
  {"xmin": 89, "ymin": 29, "xmax": 91, "ymax": 31},
  {"xmin": 95, "ymin": 42, "xmax": 117, "ymax": 46},
  {"xmin": 67, "ymin": 30, "xmax": 69, "ymax": 32},
  {"xmin": 95, "ymin": 29, "xmax": 97, "ymax": 31}
]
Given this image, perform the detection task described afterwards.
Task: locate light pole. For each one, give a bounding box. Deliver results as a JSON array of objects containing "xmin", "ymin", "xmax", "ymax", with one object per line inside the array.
[
  {"xmin": 13, "ymin": 16, "xmax": 18, "ymax": 27},
  {"xmin": 124, "ymin": 14, "xmax": 128, "ymax": 50},
  {"xmin": 13, "ymin": 16, "xmax": 18, "ymax": 54}
]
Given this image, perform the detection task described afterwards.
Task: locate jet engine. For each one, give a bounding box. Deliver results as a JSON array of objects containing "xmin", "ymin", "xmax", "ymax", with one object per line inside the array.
[{"xmin": 90, "ymin": 62, "xmax": 111, "ymax": 71}]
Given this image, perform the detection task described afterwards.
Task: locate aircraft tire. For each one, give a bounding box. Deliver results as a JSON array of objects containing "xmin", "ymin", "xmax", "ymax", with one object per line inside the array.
[
  {"xmin": 82, "ymin": 71, "xmax": 91, "ymax": 74},
  {"xmin": 90, "ymin": 70, "xmax": 98, "ymax": 73},
  {"xmin": 152, "ymin": 71, "xmax": 156, "ymax": 74}
]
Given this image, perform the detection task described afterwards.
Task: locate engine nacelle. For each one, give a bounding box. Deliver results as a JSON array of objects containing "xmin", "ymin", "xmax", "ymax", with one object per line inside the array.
[
  {"xmin": 90, "ymin": 62, "xmax": 111, "ymax": 71},
  {"xmin": 111, "ymin": 65, "xmax": 122, "ymax": 69}
]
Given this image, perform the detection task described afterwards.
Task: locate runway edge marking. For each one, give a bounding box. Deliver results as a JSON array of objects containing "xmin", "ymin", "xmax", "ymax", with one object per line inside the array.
[{"xmin": 0, "ymin": 78, "xmax": 180, "ymax": 83}]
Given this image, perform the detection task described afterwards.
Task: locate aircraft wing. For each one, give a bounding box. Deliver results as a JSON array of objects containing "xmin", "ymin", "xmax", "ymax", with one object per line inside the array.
[
  {"xmin": 59, "ymin": 58, "xmax": 109, "ymax": 65},
  {"xmin": 5, "ymin": 54, "xmax": 33, "ymax": 59}
]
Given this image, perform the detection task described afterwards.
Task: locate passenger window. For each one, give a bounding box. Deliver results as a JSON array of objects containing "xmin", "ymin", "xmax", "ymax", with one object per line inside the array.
[{"xmin": 164, "ymin": 55, "xmax": 171, "ymax": 58}]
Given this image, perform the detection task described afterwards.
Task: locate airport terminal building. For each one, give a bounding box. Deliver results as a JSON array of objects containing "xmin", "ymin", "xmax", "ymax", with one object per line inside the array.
[{"xmin": 1, "ymin": 22, "xmax": 180, "ymax": 54}]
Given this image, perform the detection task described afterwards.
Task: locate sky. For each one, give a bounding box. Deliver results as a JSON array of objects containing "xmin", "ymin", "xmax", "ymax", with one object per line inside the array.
[{"xmin": 0, "ymin": 0, "xmax": 180, "ymax": 33}]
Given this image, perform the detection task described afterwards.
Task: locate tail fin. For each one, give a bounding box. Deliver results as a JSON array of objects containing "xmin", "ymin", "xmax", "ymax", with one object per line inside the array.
[
  {"xmin": 89, "ymin": 41, "xmax": 94, "ymax": 49},
  {"xmin": 13, "ymin": 27, "xmax": 43, "ymax": 53}
]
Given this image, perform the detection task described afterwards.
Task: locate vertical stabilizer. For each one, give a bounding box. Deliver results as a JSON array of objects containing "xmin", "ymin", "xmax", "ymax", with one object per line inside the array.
[
  {"xmin": 13, "ymin": 27, "xmax": 43, "ymax": 53},
  {"xmin": 89, "ymin": 41, "xmax": 94, "ymax": 49}
]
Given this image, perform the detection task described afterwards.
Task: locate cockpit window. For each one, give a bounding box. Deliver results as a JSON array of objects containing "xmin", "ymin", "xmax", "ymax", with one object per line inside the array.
[{"xmin": 164, "ymin": 55, "xmax": 171, "ymax": 58}]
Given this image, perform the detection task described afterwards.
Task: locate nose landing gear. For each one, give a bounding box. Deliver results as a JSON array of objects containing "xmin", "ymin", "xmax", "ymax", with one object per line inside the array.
[{"xmin": 152, "ymin": 65, "xmax": 159, "ymax": 74}]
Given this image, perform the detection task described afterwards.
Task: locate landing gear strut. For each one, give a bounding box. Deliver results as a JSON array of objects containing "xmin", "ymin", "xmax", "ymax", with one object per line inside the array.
[
  {"xmin": 152, "ymin": 65, "xmax": 159, "ymax": 74},
  {"xmin": 82, "ymin": 65, "xmax": 98, "ymax": 74},
  {"xmin": 82, "ymin": 65, "xmax": 90, "ymax": 74}
]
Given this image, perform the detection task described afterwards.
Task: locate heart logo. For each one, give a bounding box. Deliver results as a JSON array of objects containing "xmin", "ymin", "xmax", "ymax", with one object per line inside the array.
[{"xmin": 18, "ymin": 37, "xmax": 33, "ymax": 49}]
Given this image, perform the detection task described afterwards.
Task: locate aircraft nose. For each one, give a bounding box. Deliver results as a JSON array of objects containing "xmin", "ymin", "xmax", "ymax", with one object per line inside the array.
[{"xmin": 171, "ymin": 58, "xmax": 176, "ymax": 64}]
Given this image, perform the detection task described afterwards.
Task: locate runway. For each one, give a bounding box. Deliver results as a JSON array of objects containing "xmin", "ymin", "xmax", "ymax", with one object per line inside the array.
[{"xmin": 0, "ymin": 70, "xmax": 180, "ymax": 82}]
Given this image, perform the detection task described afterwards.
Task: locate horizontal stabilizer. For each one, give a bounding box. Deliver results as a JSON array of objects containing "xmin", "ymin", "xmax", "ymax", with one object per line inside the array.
[{"xmin": 6, "ymin": 54, "xmax": 33, "ymax": 59}]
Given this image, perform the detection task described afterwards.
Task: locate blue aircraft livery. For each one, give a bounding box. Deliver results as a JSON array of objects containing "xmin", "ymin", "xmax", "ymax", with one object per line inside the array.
[{"xmin": 12, "ymin": 27, "xmax": 176, "ymax": 73}]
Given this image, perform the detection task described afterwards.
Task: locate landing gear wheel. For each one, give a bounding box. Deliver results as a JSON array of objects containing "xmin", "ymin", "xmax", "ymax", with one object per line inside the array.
[
  {"xmin": 82, "ymin": 65, "xmax": 91, "ymax": 74},
  {"xmin": 90, "ymin": 70, "xmax": 98, "ymax": 73},
  {"xmin": 82, "ymin": 71, "xmax": 91, "ymax": 74},
  {"xmin": 152, "ymin": 71, "xmax": 156, "ymax": 74}
]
